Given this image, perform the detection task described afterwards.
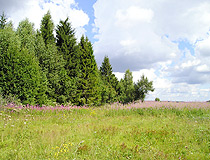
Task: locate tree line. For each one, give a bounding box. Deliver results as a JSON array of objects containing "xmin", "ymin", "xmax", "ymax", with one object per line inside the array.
[{"xmin": 0, "ymin": 11, "xmax": 154, "ymax": 106}]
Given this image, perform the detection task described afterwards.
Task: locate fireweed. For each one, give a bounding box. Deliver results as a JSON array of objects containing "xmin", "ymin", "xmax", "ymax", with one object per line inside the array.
[{"xmin": 0, "ymin": 101, "xmax": 210, "ymax": 159}]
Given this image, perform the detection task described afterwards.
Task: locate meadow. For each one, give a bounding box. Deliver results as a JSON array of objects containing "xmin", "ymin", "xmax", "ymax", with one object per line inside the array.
[{"xmin": 0, "ymin": 101, "xmax": 210, "ymax": 159}]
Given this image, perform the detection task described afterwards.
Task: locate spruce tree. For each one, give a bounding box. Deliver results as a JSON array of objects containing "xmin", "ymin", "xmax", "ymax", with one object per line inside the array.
[
  {"xmin": 99, "ymin": 56, "xmax": 118, "ymax": 103},
  {"xmin": 56, "ymin": 18, "xmax": 80, "ymax": 76},
  {"xmin": 40, "ymin": 10, "xmax": 55, "ymax": 45},
  {"xmin": 122, "ymin": 69, "xmax": 135, "ymax": 103},
  {"xmin": 17, "ymin": 19, "xmax": 36, "ymax": 53},
  {"xmin": 100, "ymin": 56, "xmax": 113, "ymax": 83},
  {"xmin": 0, "ymin": 12, "xmax": 7, "ymax": 29},
  {"xmin": 55, "ymin": 18, "xmax": 80, "ymax": 104},
  {"xmin": 78, "ymin": 36, "xmax": 101, "ymax": 106},
  {"xmin": 40, "ymin": 11, "xmax": 68, "ymax": 103},
  {"xmin": 16, "ymin": 19, "xmax": 48, "ymax": 105},
  {"xmin": 0, "ymin": 26, "xmax": 47, "ymax": 105}
]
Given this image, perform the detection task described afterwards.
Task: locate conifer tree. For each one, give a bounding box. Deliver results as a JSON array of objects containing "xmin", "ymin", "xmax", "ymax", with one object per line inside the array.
[
  {"xmin": 0, "ymin": 26, "xmax": 47, "ymax": 105},
  {"xmin": 16, "ymin": 19, "xmax": 48, "ymax": 104},
  {"xmin": 0, "ymin": 12, "xmax": 7, "ymax": 29},
  {"xmin": 17, "ymin": 19, "xmax": 36, "ymax": 53},
  {"xmin": 55, "ymin": 18, "xmax": 80, "ymax": 104},
  {"xmin": 78, "ymin": 36, "xmax": 101, "ymax": 106},
  {"xmin": 40, "ymin": 10, "xmax": 55, "ymax": 45},
  {"xmin": 40, "ymin": 11, "xmax": 68, "ymax": 103},
  {"xmin": 122, "ymin": 69, "xmax": 135, "ymax": 103},
  {"xmin": 99, "ymin": 56, "xmax": 119, "ymax": 103},
  {"xmin": 56, "ymin": 18, "xmax": 81, "ymax": 76}
]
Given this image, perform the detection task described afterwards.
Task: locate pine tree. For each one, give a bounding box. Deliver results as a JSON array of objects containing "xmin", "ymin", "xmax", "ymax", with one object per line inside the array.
[{"xmin": 78, "ymin": 36, "xmax": 101, "ymax": 106}]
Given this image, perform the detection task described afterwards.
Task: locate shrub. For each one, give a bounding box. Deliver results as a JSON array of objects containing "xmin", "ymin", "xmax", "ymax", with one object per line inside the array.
[{"xmin": 155, "ymin": 98, "xmax": 160, "ymax": 102}]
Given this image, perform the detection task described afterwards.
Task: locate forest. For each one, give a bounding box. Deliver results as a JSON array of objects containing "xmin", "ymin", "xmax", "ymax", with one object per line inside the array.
[{"xmin": 0, "ymin": 11, "xmax": 154, "ymax": 106}]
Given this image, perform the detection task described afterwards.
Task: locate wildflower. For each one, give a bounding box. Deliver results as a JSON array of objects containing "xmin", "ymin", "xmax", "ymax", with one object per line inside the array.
[{"xmin": 24, "ymin": 122, "xmax": 26, "ymax": 125}]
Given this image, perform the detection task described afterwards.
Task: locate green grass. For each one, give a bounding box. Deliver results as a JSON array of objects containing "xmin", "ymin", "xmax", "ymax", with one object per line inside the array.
[{"xmin": 0, "ymin": 105, "xmax": 210, "ymax": 159}]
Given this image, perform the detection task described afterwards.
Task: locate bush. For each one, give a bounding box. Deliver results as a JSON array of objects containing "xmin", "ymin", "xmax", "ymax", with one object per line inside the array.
[{"xmin": 155, "ymin": 98, "xmax": 160, "ymax": 102}]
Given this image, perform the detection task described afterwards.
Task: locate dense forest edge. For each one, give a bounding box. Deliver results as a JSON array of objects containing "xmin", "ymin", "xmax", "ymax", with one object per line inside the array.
[{"xmin": 0, "ymin": 11, "xmax": 155, "ymax": 106}]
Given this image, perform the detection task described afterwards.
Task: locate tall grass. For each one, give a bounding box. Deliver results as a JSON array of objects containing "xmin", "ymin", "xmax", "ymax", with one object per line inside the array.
[{"xmin": 0, "ymin": 102, "xmax": 210, "ymax": 159}]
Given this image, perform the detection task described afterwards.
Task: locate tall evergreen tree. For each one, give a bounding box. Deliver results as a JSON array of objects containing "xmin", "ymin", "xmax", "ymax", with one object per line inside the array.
[
  {"xmin": 17, "ymin": 19, "xmax": 36, "ymax": 53},
  {"xmin": 56, "ymin": 18, "xmax": 81, "ymax": 77},
  {"xmin": 100, "ymin": 56, "xmax": 113, "ymax": 83},
  {"xmin": 55, "ymin": 18, "xmax": 80, "ymax": 104},
  {"xmin": 40, "ymin": 10, "xmax": 55, "ymax": 45},
  {"xmin": 0, "ymin": 12, "xmax": 7, "ymax": 29},
  {"xmin": 78, "ymin": 36, "xmax": 101, "ymax": 106},
  {"xmin": 40, "ymin": 11, "xmax": 68, "ymax": 103},
  {"xmin": 99, "ymin": 56, "xmax": 119, "ymax": 103},
  {"xmin": 122, "ymin": 69, "xmax": 135, "ymax": 103},
  {"xmin": 0, "ymin": 26, "xmax": 47, "ymax": 105},
  {"xmin": 16, "ymin": 19, "xmax": 48, "ymax": 104}
]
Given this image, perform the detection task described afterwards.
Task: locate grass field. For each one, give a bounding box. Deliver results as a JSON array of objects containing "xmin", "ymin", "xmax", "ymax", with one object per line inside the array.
[{"xmin": 0, "ymin": 101, "xmax": 210, "ymax": 159}]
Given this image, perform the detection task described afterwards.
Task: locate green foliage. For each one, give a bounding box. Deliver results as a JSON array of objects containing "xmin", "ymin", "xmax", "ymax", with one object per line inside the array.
[
  {"xmin": 39, "ymin": 12, "xmax": 71, "ymax": 104},
  {"xmin": 0, "ymin": 12, "xmax": 7, "ymax": 29},
  {"xmin": 0, "ymin": 11, "xmax": 155, "ymax": 106},
  {"xmin": 0, "ymin": 26, "xmax": 47, "ymax": 105},
  {"xmin": 56, "ymin": 18, "xmax": 80, "ymax": 77},
  {"xmin": 155, "ymin": 97, "xmax": 160, "ymax": 101},
  {"xmin": 78, "ymin": 36, "xmax": 101, "ymax": 106},
  {"xmin": 55, "ymin": 18, "xmax": 81, "ymax": 104},
  {"xmin": 121, "ymin": 69, "xmax": 135, "ymax": 103},
  {"xmin": 17, "ymin": 19, "xmax": 36, "ymax": 52},
  {"xmin": 100, "ymin": 56, "xmax": 113, "ymax": 83},
  {"xmin": 99, "ymin": 56, "xmax": 119, "ymax": 103},
  {"xmin": 40, "ymin": 10, "xmax": 55, "ymax": 45},
  {"xmin": 134, "ymin": 75, "xmax": 154, "ymax": 102}
]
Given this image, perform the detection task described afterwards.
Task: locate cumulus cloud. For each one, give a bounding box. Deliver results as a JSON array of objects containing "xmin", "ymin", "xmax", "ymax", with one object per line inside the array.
[
  {"xmin": 0, "ymin": 0, "xmax": 89, "ymax": 38},
  {"xmin": 94, "ymin": 0, "xmax": 210, "ymax": 101}
]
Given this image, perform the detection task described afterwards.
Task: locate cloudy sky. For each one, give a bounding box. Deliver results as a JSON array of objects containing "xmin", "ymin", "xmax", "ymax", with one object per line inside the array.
[{"xmin": 1, "ymin": 0, "xmax": 210, "ymax": 101}]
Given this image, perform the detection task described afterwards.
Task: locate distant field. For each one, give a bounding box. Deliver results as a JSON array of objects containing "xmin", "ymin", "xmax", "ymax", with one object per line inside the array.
[{"xmin": 1, "ymin": 101, "xmax": 210, "ymax": 159}]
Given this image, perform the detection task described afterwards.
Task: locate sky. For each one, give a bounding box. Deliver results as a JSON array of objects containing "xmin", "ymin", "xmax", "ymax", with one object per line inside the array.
[{"xmin": 1, "ymin": 0, "xmax": 210, "ymax": 101}]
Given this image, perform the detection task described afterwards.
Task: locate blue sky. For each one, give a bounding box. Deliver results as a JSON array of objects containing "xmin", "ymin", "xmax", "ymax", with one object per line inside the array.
[
  {"xmin": 1, "ymin": 0, "xmax": 210, "ymax": 101},
  {"xmin": 76, "ymin": 0, "xmax": 96, "ymax": 42}
]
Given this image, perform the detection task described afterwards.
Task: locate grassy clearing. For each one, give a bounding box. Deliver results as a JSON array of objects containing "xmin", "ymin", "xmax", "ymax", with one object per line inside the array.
[{"xmin": 0, "ymin": 102, "xmax": 210, "ymax": 159}]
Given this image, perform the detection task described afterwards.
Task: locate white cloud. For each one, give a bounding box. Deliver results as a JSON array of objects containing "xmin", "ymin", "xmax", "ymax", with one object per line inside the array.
[
  {"xmin": 195, "ymin": 35, "xmax": 210, "ymax": 57},
  {"xmin": 116, "ymin": 6, "xmax": 154, "ymax": 25},
  {"xmin": 94, "ymin": 0, "xmax": 210, "ymax": 101},
  {"xmin": 1, "ymin": 0, "xmax": 89, "ymax": 38},
  {"xmin": 196, "ymin": 64, "xmax": 210, "ymax": 72}
]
